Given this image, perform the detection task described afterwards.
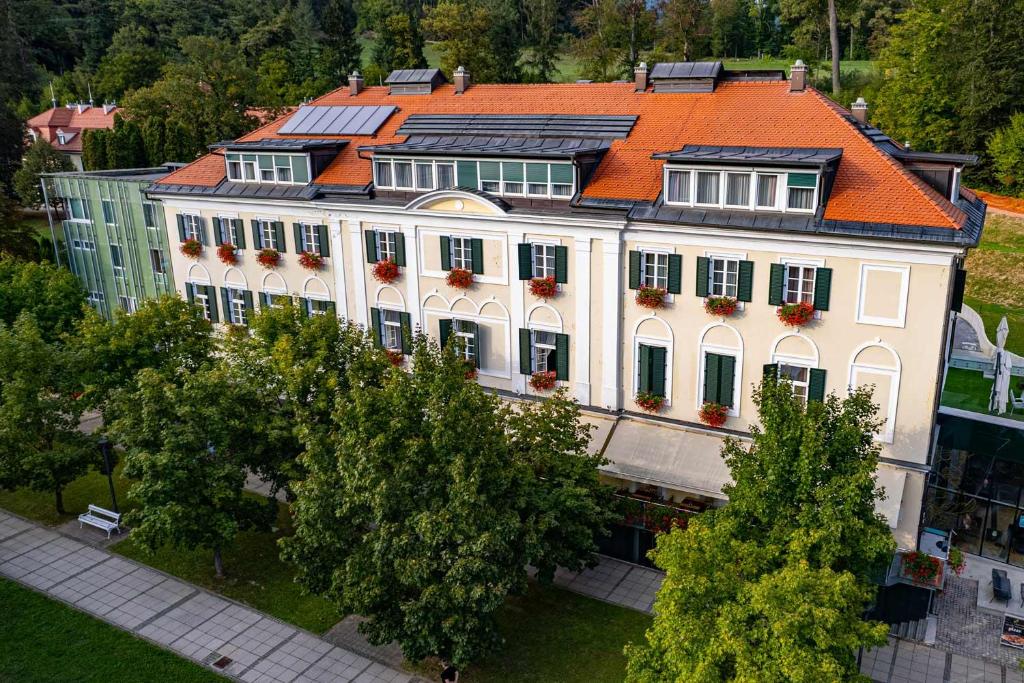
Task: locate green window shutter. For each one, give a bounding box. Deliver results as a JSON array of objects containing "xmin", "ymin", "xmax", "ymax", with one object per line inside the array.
[
  {"xmin": 763, "ymin": 363, "xmax": 778, "ymax": 380},
  {"xmin": 205, "ymin": 286, "xmax": 219, "ymax": 323},
  {"xmin": 213, "ymin": 217, "xmax": 223, "ymax": 246},
  {"xmin": 399, "ymin": 312, "xmax": 412, "ymax": 354},
  {"xmin": 394, "ymin": 233, "xmax": 406, "ymax": 266},
  {"xmin": 293, "ymin": 223, "xmax": 304, "ymax": 253},
  {"xmin": 259, "ymin": 292, "xmax": 269, "ymax": 308},
  {"xmin": 251, "ymin": 219, "xmax": 262, "ymax": 249},
  {"xmin": 813, "ymin": 267, "xmax": 832, "ymax": 311},
  {"xmin": 220, "ymin": 288, "xmax": 231, "ymax": 323},
  {"xmin": 650, "ymin": 346, "xmax": 667, "ymax": 397},
  {"xmin": 808, "ymin": 368, "xmax": 827, "ymax": 402},
  {"xmin": 468, "ymin": 321, "xmax": 480, "ymax": 368},
  {"xmin": 197, "ymin": 217, "xmax": 208, "ymax": 246},
  {"xmin": 440, "ymin": 236, "xmax": 451, "ymax": 271},
  {"xmin": 628, "ymin": 250, "xmax": 641, "ymax": 290},
  {"xmin": 526, "ymin": 163, "xmax": 547, "ymax": 183},
  {"xmin": 457, "ymin": 161, "xmax": 477, "ymax": 189},
  {"xmin": 768, "ymin": 263, "xmax": 786, "ymax": 306},
  {"xmin": 788, "ymin": 172, "xmax": 817, "ymax": 188},
  {"xmin": 298, "ymin": 297, "xmax": 309, "ymax": 317},
  {"xmin": 719, "ymin": 355, "xmax": 736, "ymax": 407},
  {"xmin": 704, "ymin": 353, "xmax": 720, "ymax": 404},
  {"xmin": 291, "ymin": 156, "xmax": 309, "ymax": 183},
  {"xmin": 479, "ymin": 161, "xmax": 500, "ymax": 182},
  {"xmin": 519, "ymin": 328, "xmax": 532, "ymax": 374},
  {"xmin": 273, "ymin": 221, "xmax": 285, "ymax": 251},
  {"xmin": 365, "ymin": 230, "xmax": 378, "ymax": 263},
  {"xmin": 517, "ymin": 243, "xmax": 533, "ymax": 280},
  {"xmin": 370, "ymin": 308, "xmax": 382, "ymax": 346},
  {"xmin": 555, "ymin": 333, "xmax": 569, "ymax": 381},
  {"xmin": 555, "ymin": 246, "xmax": 568, "ymax": 284},
  {"xmin": 176, "ymin": 214, "xmax": 186, "ymax": 241},
  {"xmin": 667, "ymin": 254, "xmax": 682, "ymax": 294},
  {"xmin": 470, "ymin": 238, "xmax": 484, "ymax": 274},
  {"xmin": 326, "ymin": 301, "xmax": 336, "ymax": 314},
  {"xmin": 317, "ymin": 225, "xmax": 330, "ymax": 257},
  {"xmin": 242, "ymin": 290, "xmax": 253, "ymax": 311},
  {"xmin": 696, "ymin": 256, "xmax": 710, "ymax": 297},
  {"xmin": 549, "ymin": 163, "xmax": 573, "ymax": 184},
  {"xmin": 737, "ymin": 260, "xmax": 754, "ymax": 302},
  {"xmin": 502, "ymin": 162, "xmax": 524, "ymax": 182},
  {"xmin": 439, "ymin": 318, "xmax": 453, "ymax": 349},
  {"xmin": 233, "ymin": 219, "xmax": 246, "ymax": 249},
  {"xmin": 638, "ymin": 344, "xmax": 651, "ymax": 393},
  {"xmin": 185, "ymin": 282, "xmax": 195, "ymax": 304}
]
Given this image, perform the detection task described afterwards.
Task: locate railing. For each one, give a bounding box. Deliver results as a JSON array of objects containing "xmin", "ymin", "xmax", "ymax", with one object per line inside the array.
[{"xmin": 614, "ymin": 493, "xmax": 701, "ymax": 535}]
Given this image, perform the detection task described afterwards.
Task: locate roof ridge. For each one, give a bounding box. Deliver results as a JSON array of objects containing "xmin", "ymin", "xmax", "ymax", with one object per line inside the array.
[
  {"xmin": 805, "ymin": 87, "xmax": 964, "ymax": 229},
  {"xmin": 155, "ymin": 151, "xmax": 223, "ymax": 186}
]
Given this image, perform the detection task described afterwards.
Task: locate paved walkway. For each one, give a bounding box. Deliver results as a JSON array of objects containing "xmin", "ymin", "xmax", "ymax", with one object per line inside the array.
[{"xmin": 0, "ymin": 510, "xmax": 422, "ymax": 683}]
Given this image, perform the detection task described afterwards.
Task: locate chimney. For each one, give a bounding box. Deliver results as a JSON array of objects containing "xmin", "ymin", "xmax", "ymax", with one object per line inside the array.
[
  {"xmin": 789, "ymin": 59, "xmax": 807, "ymax": 92},
  {"xmin": 634, "ymin": 62, "xmax": 649, "ymax": 92},
  {"xmin": 348, "ymin": 71, "xmax": 364, "ymax": 96},
  {"xmin": 454, "ymin": 66, "xmax": 470, "ymax": 95},
  {"xmin": 851, "ymin": 96, "xmax": 868, "ymax": 124}
]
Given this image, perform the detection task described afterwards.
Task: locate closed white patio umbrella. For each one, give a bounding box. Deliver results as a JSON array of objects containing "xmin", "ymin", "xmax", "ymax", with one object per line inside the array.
[{"xmin": 990, "ymin": 317, "xmax": 1012, "ymax": 414}]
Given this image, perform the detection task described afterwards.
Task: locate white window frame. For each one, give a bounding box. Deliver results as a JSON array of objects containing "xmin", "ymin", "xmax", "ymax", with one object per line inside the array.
[
  {"xmin": 392, "ymin": 160, "xmax": 414, "ymax": 190},
  {"xmin": 706, "ymin": 252, "xmax": 742, "ymax": 299},
  {"xmin": 450, "ymin": 235, "xmax": 473, "ymax": 271},
  {"xmin": 531, "ymin": 329, "xmax": 558, "ymax": 374},
  {"xmin": 257, "ymin": 218, "xmax": 278, "ymax": 251},
  {"xmin": 117, "ymin": 295, "xmax": 138, "ymax": 313},
  {"xmin": 755, "ymin": 173, "xmax": 782, "ymax": 209},
  {"xmin": 217, "ymin": 215, "xmax": 239, "ymax": 246},
  {"xmin": 192, "ymin": 285, "xmax": 212, "ymax": 321},
  {"xmin": 723, "ymin": 172, "xmax": 753, "ymax": 209},
  {"xmin": 374, "ymin": 157, "xmax": 575, "ymax": 199},
  {"xmin": 183, "ymin": 214, "xmax": 202, "ymax": 242},
  {"xmin": 71, "ymin": 238, "xmax": 96, "ymax": 251},
  {"xmin": 776, "ymin": 360, "xmax": 812, "ymax": 405},
  {"xmin": 226, "ymin": 153, "xmax": 306, "ymax": 186},
  {"xmin": 453, "ymin": 318, "xmax": 476, "ymax": 363},
  {"xmin": 664, "ymin": 169, "xmax": 691, "ymax": 204},
  {"xmin": 663, "ymin": 165, "xmax": 820, "ymax": 214},
  {"xmin": 694, "ymin": 170, "xmax": 723, "ymax": 208},
  {"xmin": 381, "ymin": 307, "xmax": 403, "ymax": 350},
  {"xmin": 856, "ymin": 263, "xmax": 910, "ymax": 328},
  {"xmin": 640, "ymin": 249, "xmax": 670, "ymax": 291},
  {"xmin": 87, "ymin": 291, "xmax": 104, "ymax": 305},
  {"xmin": 532, "ymin": 242, "xmax": 557, "ymax": 279},
  {"xmin": 300, "ymin": 223, "xmax": 320, "ymax": 253},
  {"xmin": 633, "ymin": 335, "xmax": 673, "ymax": 407},
  {"xmin": 376, "ymin": 229, "xmax": 398, "ymax": 262},
  {"xmin": 227, "ymin": 287, "xmax": 247, "ymax": 325},
  {"xmin": 785, "ymin": 175, "xmax": 819, "ymax": 213}
]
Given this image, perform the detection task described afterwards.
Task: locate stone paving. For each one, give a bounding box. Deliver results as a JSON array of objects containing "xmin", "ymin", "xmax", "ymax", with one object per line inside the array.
[
  {"xmin": 0, "ymin": 509, "xmax": 424, "ymax": 683},
  {"xmin": 544, "ymin": 554, "xmax": 663, "ymax": 613}
]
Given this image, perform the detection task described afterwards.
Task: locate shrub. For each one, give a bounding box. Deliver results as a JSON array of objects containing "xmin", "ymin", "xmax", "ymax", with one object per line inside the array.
[{"xmin": 989, "ymin": 113, "xmax": 1024, "ymax": 197}]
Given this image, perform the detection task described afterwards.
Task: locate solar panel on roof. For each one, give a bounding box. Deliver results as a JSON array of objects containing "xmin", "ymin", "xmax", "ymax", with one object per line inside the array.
[
  {"xmin": 650, "ymin": 61, "xmax": 723, "ymax": 79},
  {"xmin": 277, "ymin": 105, "xmax": 396, "ymax": 136},
  {"xmin": 385, "ymin": 68, "xmax": 444, "ymax": 84}
]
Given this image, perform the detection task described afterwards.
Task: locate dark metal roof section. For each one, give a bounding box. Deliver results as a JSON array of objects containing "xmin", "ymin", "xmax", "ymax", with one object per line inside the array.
[
  {"xmin": 653, "ymin": 145, "xmax": 842, "ymax": 167},
  {"xmin": 846, "ymin": 116, "xmax": 978, "ymax": 166},
  {"xmin": 385, "ymin": 69, "xmax": 446, "ymax": 95},
  {"xmin": 360, "ymin": 134, "xmax": 611, "ymax": 160},
  {"xmin": 213, "ymin": 139, "xmax": 349, "ymax": 152},
  {"xmin": 649, "ymin": 62, "xmax": 723, "ymax": 92},
  {"xmin": 396, "ymin": 114, "xmax": 638, "ymax": 140},
  {"xmin": 722, "ymin": 69, "xmax": 786, "ymax": 81},
  {"xmin": 148, "ymin": 180, "xmax": 371, "ymax": 200},
  {"xmin": 277, "ymin": 105, "xmax": 397, "ymax": 136}
]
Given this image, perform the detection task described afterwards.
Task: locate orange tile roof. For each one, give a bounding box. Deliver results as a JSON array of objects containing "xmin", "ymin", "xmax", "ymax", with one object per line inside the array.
[
  {"xmin": 160, "ymin": 81, "xmax": 966, "ymax": 230},
  {"xmin": 27, "ymin": 105, "xmax": 117, "ymax": 153}
]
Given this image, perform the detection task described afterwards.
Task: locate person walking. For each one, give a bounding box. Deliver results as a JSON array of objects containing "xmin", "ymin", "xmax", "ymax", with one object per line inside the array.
[{"xmin": 440, "ymin": 661, "xmax": 459, "ymax": 683}]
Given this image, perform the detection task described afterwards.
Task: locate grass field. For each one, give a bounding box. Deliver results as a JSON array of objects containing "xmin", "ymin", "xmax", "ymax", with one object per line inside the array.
[
  {"xmin": 0, "ymin": 461, "xmax": 134, "ymax": 527},
  {"xmin": 965, "ymin": 213, "xmax": 1024, "ymax": 357},
  {"xmin": 0, "ymin": 578, "xmax": 222, "ymax": 683}
]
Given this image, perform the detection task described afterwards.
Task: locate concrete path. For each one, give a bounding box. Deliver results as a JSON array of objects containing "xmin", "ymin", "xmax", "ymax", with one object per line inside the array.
[
  {"xmin": 544, "ymin": 555, "xmax": 662, "ymax": 614},
  {"xmin": 0, "ymin": 510, "xmax": 421, "ymax": 683}
]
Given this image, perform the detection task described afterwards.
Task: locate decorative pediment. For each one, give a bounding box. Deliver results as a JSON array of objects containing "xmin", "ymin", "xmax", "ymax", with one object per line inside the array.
[{"xmin": 404, "ymin": 189, "xmax": 508, "ymax": 216}]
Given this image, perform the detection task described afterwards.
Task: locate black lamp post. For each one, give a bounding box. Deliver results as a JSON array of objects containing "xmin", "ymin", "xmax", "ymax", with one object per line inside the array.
[{"xmin": 98, "ymin": 435, "xmax": 119, "ymax": 513}]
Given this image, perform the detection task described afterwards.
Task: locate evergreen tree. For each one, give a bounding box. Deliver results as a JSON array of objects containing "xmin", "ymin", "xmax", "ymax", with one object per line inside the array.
[
  {"xmin": 319, "ymin": 0, "xmax": 361, "ymax": 83},
  {"xmin": 13, "ymin": 139, "xmax": 73, "ymax": 208},
  {"xmin": 81, "ymin": 129, "xmax": 110, "ymax": 170},
  {"xmin": 363, "ymin": 0, "xmax": 427, "ymax": 82},
  {"xmin": 522, "ymin": 0, "xmax": 561, "ymax": 82}
]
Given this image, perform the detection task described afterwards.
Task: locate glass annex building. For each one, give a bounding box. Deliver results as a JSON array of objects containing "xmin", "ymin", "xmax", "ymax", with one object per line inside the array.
[
  {"xmin": 923, "ymin": 413, "xmax": 1024, "ymax": 566},
  {"xmin": 43, "ymin": 166, "xmax": 182, "ymax": 318}
]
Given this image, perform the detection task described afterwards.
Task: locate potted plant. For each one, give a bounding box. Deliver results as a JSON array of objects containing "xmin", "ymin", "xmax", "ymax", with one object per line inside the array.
[
  {"xmin": 217, "ymin": 242, "xmax": 237, "ymax": 265},
  {"xmin": 704, "ymin": 296, "xmax": 737, "ymax": 317},
  {"xmin": 446, "ymin": 267, "xmax": 474, "ymax": 289},
  {"xmin": 635, "ymin": 285, "xmax": 666, "ymax": 309},
  {"xmin": 257, "ymin": 248, "xmax": 281, "ymax": 269},
  {"xmin": 699, "ymin": 402, "xmax": 728, "ymax": 427},
  {"xmin": 529, "ymin": 276, "xmax": 558, "ymax": 299},
  {"xmin": 778, "ymin": 301, "xmax": 815, "ymax": 327},
  {"xmin": 298, "ymin": 251, "xmax": 324, "ymax": 271},
  {"xmin": 901, "ymin": 551, "xmax": 943, "ymax": 585},
  {"xmin": 463, "ymin": 362, "xmax": 478, "ymax": 380},
  {"xmin": 180, "ymin": 239, "xmax": 202, "ymax": 259},
  {"xmin": 948, "ymin": 547, "xmax": 966, "ymax": 576},
  {"xmin": 386, "ymin": 349, "xmax": 405, "ymax": 367},
  {"xmin": 373, "ymin": 259, "xmax": 400, "ymax": 284},
  {"xmin": 529, "ymin": 370, "xmax": 558, "ymax": 391},
  {"xmin": 635, "ymin": 391, "xmax": 665, "ymax": 413}
]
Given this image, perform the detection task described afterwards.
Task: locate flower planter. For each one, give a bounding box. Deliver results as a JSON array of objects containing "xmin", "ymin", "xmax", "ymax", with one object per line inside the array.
[
  {"xmin": 217, "ymin": 243, "xmax": 238, "ymax": 265},
  {"xmin": 257, "ymin": 248, "xmax": 281, "ymax": 269},
  {"xmin": 900, "ymin": 551, "xmax": 944, "ymax": 587},
  {"xmin": 635, "ymin": 285, "xmax": 666, "ymax": 309},
  {"xmin": 446, "ymin": 267, "xmax": 474, "ymax": 289},
  {"xmin": 948, "ymin": 547, "xmax": 966, "ymax": 576},
  {"xmin": 180, "ymin": 239, "xmax": 202, "ymax": 259},
  {"xmin": 704, "ymin": 296, "xmax": 737, "ymax": 317},
  {"xmin": 529, "ymin": 276, "xmax": 558, "ymax": 299},
  {"xmin": 635, "ymin": 391, "xmax": 665, "ymax": 413},
  {"xmin": 373, "ymin": 259, "xmax": 400, "ymax": 284},
  {"xmin": 386, "ymin": 349, "xmax": 405, "ymax": 367},
  {"xmin": 299, "ymin": 251, "xmax": 324, "ymax": 271},
  {"xmin": 464, "ymin": 364, "xmax": 478, "ymax": 381},
  {"xmin": 699, "ymin": 402, "xmax": 728, "ymax": 427},
  {"xmin": 529, "ymin": 370, "xmax": 558, "ymax": 391},
  {"xmin": 778, "ymin": 301, "xmax": 815, "ymax": 327}
]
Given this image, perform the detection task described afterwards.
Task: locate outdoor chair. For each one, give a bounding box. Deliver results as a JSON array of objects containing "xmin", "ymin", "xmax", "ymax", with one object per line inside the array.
[
  {"xmin": 993, "ymin": 568, "xmax": 1012, "ymax": 604},
  {"xmin": 1010, "ymin": 390, "xmax": 1024, "ymax": 413}
]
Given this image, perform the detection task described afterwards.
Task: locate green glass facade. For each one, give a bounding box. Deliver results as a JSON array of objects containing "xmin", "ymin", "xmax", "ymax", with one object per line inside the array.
[{"xmin": 43, "ymin": 167, "xmax": 180, "ymax": 319}]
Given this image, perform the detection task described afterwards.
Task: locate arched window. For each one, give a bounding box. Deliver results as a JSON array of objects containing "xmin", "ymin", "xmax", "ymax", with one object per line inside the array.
[{"xmin": 848, "ymin": 342, "xmax": 901, "ymax": 443}]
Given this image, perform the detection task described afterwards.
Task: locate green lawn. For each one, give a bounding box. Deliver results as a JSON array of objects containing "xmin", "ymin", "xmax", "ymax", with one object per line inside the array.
[
  {"xmin": 940, "ymin": 367, "xmax": 1024, "ymax": 420},
  {"xmin": 0, "ymin": 461, "xmax": 134, "ymax": 526},
  {"xmin": 965, "ymin": 213, "xmax": 1024, "ymax": 357},
  {"xmin": 113, "ymin": 501, "xmax": 343, "ymax": 634},
  {"xmin": 0, "ymin": 578, "xmax": 223, "ymax": 683}
]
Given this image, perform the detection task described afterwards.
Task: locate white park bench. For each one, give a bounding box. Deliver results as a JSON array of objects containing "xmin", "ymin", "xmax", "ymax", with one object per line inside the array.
[{"xmin": 77, "ymin": 504, "xmax": 121, "ymax": 539}]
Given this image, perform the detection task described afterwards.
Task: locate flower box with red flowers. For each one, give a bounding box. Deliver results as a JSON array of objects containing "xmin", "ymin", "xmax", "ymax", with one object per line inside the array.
[
  {"xmin": 463, "ymin": 363, "xmax": 478, "ymax": 381},
  {"xmin": 635, "ymin": 285, "xmax": 666, "ymax": 309},
  {"xmin": 899, "ymin": 551, "xmax": 944, "ymax": 587},
  {"xmin": 386, "ymin": 349, "xmax": 405, "ymax": 367},
  {"xmin": 635, "ymin": 391, "xmax": 665, "ymax": 413},
  {"xmin": 704, "ymin": 296, "xmax": 737, "ymax": 317},
  {"xmin": 180, "ymin": 239, "xmax": 202, "ymax": 259},
  {"xmin": 257, "ymin": 248, "xmax": 281, "ymax": 269},
  {"xmin": 373, "ymin": 259, "xmax": 400, "ymax": 284},
  {"xmin": 777, "ymin": 301, "xmax": 815, "ymax": 327},
  {"xmin": 529, "ymin": 370, "xmax": 558, "ymax": 391},
  {"xmin": 529, "ymin": 276, "xmax": 558, "ymax": 299},
  {"xmin": 217, "ymin": 243, "xmax": 238, "ymax": 265},
  {"xmin": 699, "ymin": 402, "xmax": 729, "ymax": 427},
  {"xmin": 299, "ymin": 251, "xmax": 324, "ymax": 271},
  {"xmin": 446, "ymin": 267, "xmax": 474, "ymax": 289}
]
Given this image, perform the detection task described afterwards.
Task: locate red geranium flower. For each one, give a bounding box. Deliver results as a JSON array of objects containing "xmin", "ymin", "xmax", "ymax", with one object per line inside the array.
[
  {"xmin": 529, "ymin": 276, "xmax": 558, "ymax": 299},
  {"xmin": 446, "ymin": 267, "xmax": 473, "ymax": 289},
  {"xmin": 635, "ymin": 285, "xmax": 666, "ymax": 309},
  {"xmin": 257, "ymin": 248, "xmax": 281, "ymax": 269},
  {"xmin": 635, "ymin": 391, "xmax": 665, "ymax": 413},
  {"xmin": 298, "ymin": 251, "xmax": 324, "ymax": 271},
  {"xmin": 529, "ymin": 370, "xmax": 558, "ymax": 391},
  {"xmin": 217, "ymin": 243, "xmax": 237, "ymax": 265},
  {"xmin": 704, "ymin": 296, "xmax": 737, "ymax": 317},
  {"xmin": 373, "ymin": 259, "xmax": 400, "ymax": 284},
  {"xmin": 778, "ymin": 301, "xmax": 815, "ymax": 327},
  {"xmin": 180, "ymin": 239, "xmax": 202, "ymax": 259},
  {"xmin": 699, "ymin": 402, "xmax": 728, "ymax": 427}
]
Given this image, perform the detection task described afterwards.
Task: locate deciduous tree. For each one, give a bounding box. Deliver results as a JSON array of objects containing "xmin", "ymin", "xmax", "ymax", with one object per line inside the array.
[
  {"xmin": 13, "ymin": 139, "xmax": 73, "ymax": 209},
  {"xmin": 0, "ymin": 256, "xmax": 86, "ymax": 342}
]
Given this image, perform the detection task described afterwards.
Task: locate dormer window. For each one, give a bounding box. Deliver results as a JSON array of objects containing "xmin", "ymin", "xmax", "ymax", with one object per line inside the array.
[
  {"xmin": 663, "ymin": 166, "xmax": 819, "ymax": 214},
  {"xmin": 786, "ymin": 173, "xmax": 817, "ymax": 210},
  {"xmin": 373, "ymin": 157, "xmax": 574, "ymax": 199},
  {"xmin": 225, "ymin": 153, "xmax": 309, "ymax": 185}
]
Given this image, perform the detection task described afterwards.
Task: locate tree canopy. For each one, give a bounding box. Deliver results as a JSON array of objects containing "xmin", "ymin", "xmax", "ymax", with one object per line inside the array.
[
  {"xmin": 0, "ymin": 256, "xmax": 86, "ymax": 342},
  {"xmin": 13, "ymin": 139, "xmax": 73, "ymax": 208}
]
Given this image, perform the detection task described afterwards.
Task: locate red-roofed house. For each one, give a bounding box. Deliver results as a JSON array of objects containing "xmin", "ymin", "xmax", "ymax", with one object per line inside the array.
[
  {"xmin": 147, "ymin": 63, "xmax": 987, "ymax": 555},
  {"xmin": 26, "ymin": 102, "xmax": 118, "ymax": 170}
]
